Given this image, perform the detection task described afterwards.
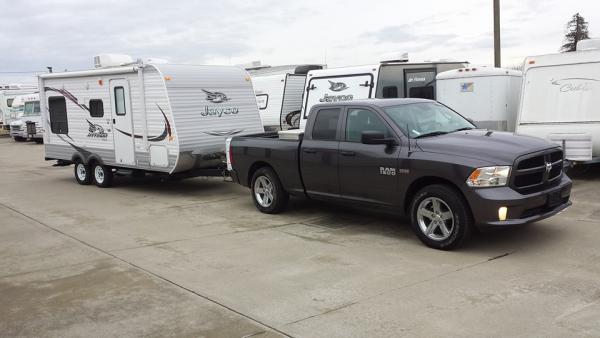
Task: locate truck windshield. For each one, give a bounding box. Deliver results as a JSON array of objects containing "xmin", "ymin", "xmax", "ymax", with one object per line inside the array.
[
  {"xmin": 23, "ymin": 101, "xmax": 41, "ymax": 116},
  {"xmin": 383, "ymin": 102, "xmax": 475, "ymax": 138}
]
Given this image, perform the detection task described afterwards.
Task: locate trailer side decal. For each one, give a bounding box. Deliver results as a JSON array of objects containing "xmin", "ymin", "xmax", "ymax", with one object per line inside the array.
[{"xmin": 115, "ymin": 104, "xmax": 172, "ymax": 142}]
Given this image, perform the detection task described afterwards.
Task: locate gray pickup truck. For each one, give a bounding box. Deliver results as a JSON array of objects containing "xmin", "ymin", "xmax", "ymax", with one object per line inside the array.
[{"xmin": 226, "ymin": 99, "xmax": 572, "ymax": 249}]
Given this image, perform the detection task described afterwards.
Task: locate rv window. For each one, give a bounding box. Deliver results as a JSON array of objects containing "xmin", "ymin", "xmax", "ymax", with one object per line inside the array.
[
  {"xmin": 345, "ymin": 108, "xmax": 391, "ymax": 142},
  {"xmin": 7, "ymin": 98, "xmax": 14, "ymax": 107},
  {"xmin": 89, "ymin": 99, "xmax": 104, "ymax": 117},
  {"xmin": 382, "ymin": 86, "xmax": 398, "ymax": 98},
  {"xmin": 114, "ymin": 87, "xmax": 126, "ymax": 116},
  {"xmin": 312, "ymin": 108, "xmax": 341, "ymax": 140},
  {"xmin": 49, "ymin": 96, "xmax": 68, "ymax": 134},
  {"xmin": 408, "ymin": 86, "xmax": 435, "ymax": 100}
]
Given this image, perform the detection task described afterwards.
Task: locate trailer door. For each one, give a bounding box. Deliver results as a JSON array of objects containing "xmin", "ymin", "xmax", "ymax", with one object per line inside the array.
[
  {"xmin": 110, "ymin": 79, "xmax": 135, "ymax": 165},
  {"xmin": 404, "ymin": 68, "xmax": 436, "ymax": 99}
]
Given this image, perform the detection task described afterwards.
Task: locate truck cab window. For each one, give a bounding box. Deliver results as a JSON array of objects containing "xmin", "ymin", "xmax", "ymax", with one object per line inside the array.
[
  {"xmin": 345, "ymin": 108, "xmax": 390, "ymax": 142},
  {"xmin": 89, "ymin": 99, "xmax": 104, "ymax": 117},
  {"xmin": 312, "ymin": 108, "xmax": 341, "ymax": 140},
  {"xmin": 114, "ymin": 87, "xmax": 126, "ymax": 115},
  {"xmin": 49, "ymin": 96, "xmax": 68, "ymax": 134}
]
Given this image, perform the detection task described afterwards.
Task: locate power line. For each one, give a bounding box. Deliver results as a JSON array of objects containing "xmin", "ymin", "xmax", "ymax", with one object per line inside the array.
[{"xmin": 0, "ymin": 71, "xmax": 46, "ymax": 74}]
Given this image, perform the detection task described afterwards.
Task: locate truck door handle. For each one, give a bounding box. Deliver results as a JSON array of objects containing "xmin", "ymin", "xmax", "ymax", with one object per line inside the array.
[
  {"xmin": 303, "ymin": 148, "xmax": 317, "ymax": 154},
  {"xmin": 340, "ymin": 151, "xmax": 355, "ymax": 156}
]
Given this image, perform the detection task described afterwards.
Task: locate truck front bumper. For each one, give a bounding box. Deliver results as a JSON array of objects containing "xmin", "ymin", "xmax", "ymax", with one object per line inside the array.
[{"xmin": 467, "ymin": 175, "xmax": 572, "ymax": 227}]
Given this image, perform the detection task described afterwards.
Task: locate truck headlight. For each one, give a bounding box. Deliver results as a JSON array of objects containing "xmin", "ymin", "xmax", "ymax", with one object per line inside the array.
[{"xmin": 466, "ymin": 166, "xmax": 511, "ymax": 187}]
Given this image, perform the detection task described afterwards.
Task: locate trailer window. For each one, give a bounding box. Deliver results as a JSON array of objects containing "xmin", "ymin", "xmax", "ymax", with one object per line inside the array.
[
  {"xmin": 23, "ymin": 101, "xmax": 40, "ymax": 116},
  {"xmin": 49, "ymin": 96, "xmax": 68, "ymax": 134},
  {"xmin": 89, "ymin": 99, "xmax": 104, "ymax": 117},
  {"xmin": 312, "ymin": 108, "xmax": 341, "ymax": 140},
  {"xmin": 7, "ymin": 98, "xmax": 14, "ymax": 107},
  {"xmin": 382, "ymin": 86, "xmax": 398, "ymax": 98},
  {"xmin": 345, "ymin": 108, "xmax": 391, "ymax": 142},
  {"xmin": 114, "ymin": 87, "xmax": 126, "ymax": 116}
]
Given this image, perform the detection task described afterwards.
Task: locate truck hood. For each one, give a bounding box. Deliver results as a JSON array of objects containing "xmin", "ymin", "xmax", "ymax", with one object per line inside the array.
[{"xmin": 416, "ymin": 130, "xmax": 558, "ymax": 165}]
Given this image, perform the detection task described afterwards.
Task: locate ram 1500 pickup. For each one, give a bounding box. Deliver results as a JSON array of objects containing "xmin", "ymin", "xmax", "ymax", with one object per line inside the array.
[{"xmin": 226, "ymin": 99, "xmax": 572, "ymax": 249}]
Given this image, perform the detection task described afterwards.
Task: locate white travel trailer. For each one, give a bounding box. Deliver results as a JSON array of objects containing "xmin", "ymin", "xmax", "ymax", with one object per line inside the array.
[
  {"xmin": 297, "ymin": 54, "xmax": 467, "ymax": 129},
  {"xmin": 251, "ymin": 65, "xmax": 323, "ymax": 131},
  {"xmin": 515, "ymin": 41, "xmax": 600, "ymax": 162},
  {"xmin": 39, "ymin": 55, "xmax": 264, "ymax": 187},
  {"xmin": 436, "ymin": 67, "xmax": 523, "ymax": 131},
  {"xmin": 0, "ymin": 84, "xmax": 38, "ymax": 129}
]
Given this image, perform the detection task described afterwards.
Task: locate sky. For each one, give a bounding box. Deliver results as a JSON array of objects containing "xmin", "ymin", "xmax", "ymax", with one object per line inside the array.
[{"xmin": 1, "ymin": 0, "xmax": 598, "ymax": 85}]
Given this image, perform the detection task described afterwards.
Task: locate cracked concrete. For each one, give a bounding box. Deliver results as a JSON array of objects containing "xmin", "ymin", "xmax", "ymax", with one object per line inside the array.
[{"xmin": 1, "ymin": 137, "xmax": 600, "ymax": 337}]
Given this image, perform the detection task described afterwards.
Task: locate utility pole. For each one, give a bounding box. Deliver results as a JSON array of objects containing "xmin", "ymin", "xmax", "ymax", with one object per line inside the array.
[{"xmin": 493, "ymin": 0, "xmax": 501, "ymax": 67}]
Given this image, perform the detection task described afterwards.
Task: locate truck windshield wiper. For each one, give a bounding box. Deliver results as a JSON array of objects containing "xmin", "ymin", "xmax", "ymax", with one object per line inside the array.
[
  {"xmin": 451, "ymin": 127, "xmax": 475, "ymax": 133},
  {"xmin": 414, "ymin": 131, "xmax": 449, "ymax": 139}
]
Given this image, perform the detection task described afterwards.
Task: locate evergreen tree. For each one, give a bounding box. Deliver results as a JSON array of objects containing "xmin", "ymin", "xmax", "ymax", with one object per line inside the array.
[{"xmin": 561, "ymin": 13, "xmax": 590, "ymax": 52}]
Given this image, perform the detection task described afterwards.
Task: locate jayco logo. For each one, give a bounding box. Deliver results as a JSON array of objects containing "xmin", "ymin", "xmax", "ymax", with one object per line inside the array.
[
  {"xmin": 319, "ymin": 94, "xmax": 354, "ymax": 103},
  {"xmin": 551, "ymin": 78, "xmax": 599, "ymax": 93},
  {"xmin": 201, "ymin": 106, "xmax": 239, "ymax": 117},
  {"xmin": 87, "ymin": 120, "xmax": 107, "ymax": 139},
  {"xmin": 328, "ymin": 80, "xmax": 349, "ymax": 92},
  {"xmin": 202, "ymin": 89, "xmax": 230, "ymax": 103}
]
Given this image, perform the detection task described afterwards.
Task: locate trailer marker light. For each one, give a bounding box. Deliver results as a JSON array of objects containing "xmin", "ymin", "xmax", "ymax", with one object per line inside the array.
[
  {"xmin": 528, "ymin": 60, "xmax": 535, "ymax": 64},
  {"xmin": 465, "ymin": 68, "xmax": 470, "ymax": 71},
  {"xmin": 498, "ymin": 207, "xmax": 508, "ymax": 221},
  {"xmin": 98, "ymin": 79, "xmax": 103, "ymax": 86},
  {"xmin": 164, "ymin": 76, "xmax": 172, "ymax": 81}
]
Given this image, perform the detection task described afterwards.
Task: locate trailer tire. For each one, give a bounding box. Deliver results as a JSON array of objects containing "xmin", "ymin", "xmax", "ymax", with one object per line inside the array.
[
  {"xmin": 410, "ymin": 184, "xmax": 472, "ymax": 250},
  {"xmin": 74, "ymin": 160, "xmax": 92, "ymax": 185},
  {"xmin": 251, "ymin": 167, "xmax": 289, "ymax": 214},
  {"xmin": 92, "ymin": 162, "xmax": 114, "ymax": 188},
  {"xmin": 34, "ymin": 138, "xmax": 43, "ymax": 144}
]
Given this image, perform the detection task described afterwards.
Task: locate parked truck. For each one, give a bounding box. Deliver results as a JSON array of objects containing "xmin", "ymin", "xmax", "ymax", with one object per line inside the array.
[{"xmin": 226, "ymin": 98, "xmax": 572, "ymax": 250}]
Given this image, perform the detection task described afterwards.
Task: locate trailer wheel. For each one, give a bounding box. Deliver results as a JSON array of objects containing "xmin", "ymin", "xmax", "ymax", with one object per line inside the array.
[
  {"xmin": 251, "ymin": 167, "xmax": 289, "ymax": 214},
  {"xmin": 92, "ymin": 163, "xmax": 114, "ymax": 188},
  {"xmin": 410, "ymin": 184, "xmax": 472, "ymax": 250},
  {"xmin": 74, "ymin": 160, "xmax": 92, "ymax": 185}
]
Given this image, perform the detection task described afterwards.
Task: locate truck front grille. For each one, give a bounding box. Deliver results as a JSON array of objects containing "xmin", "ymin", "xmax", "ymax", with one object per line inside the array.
[{"xmin": 511, "ymin": 149, "xmax": 563, "ymax": 193}]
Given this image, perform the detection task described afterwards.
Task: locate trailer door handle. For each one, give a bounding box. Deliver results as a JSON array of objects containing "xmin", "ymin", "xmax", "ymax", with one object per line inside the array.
[
  {"xmin": 303, "ymin": 148, "xmax": 317, "ymax": 154},
  {"xmin": 340, "ymin": 151, "xmax": 356, "ymax": 156},
  {"xmin": 113, "ymin": 119, "xmax": 116, "ymax": 124}
]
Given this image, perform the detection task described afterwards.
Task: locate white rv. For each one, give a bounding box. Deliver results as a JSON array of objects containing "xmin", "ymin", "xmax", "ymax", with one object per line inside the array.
[
  {"xmin": 0, "ymin": 84, "xmax": 38, "ymax": 129},
  {"xmin": 515, "ymin": 40, "xmax": 600, "ymax": 162},
  {"xmin": 297, "ymin": 54, "xmax": 467, "ymax": 129},
  {"xmin": 9, "ymin": 94, "xmax": 42, "ymax": 142},
  {"xmin": 39, "ymin": 54, "xmax": 264, "ymax": 187},
  {"xmin": 250, "ymin": 65, "xmax": 323, "ymax": 131},
  {"xmin": 436, "ymin": 67, "xmax": 522, "ymax": 131}
]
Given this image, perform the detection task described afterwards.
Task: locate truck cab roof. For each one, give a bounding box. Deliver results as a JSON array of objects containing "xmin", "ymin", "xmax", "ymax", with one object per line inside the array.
[{"xmin": 309, "ymin": 98, "xmax": 435, "ymax": 112}]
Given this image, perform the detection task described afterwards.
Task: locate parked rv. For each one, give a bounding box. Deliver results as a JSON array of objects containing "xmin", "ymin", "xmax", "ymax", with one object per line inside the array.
[
  {"xmin": 40, "ymin": 54, "xmax": 264, "ymax": 187},
  {"xmin": 0, "ymin": 84, "xmax": 38, "ymax": 129},
  {"xmin": 9, "ymin": 94, "xmax": 42, "ymax": 142},
  {"xmin": 250, "ymin": 65, "xmax": 323, "ymax": 131},
  {"xmin": 436, "ymin": 67, "xmax": 522, "ymax": 131},
  {"xmin": 294, "ymin": 54, "xmax": 467, "ymax": 129},
  {"xmin": 515, "ymin": 40, "xmax": 600, "ymax": 163},
  {"xmin": 226, "ymin": 98, "xmax": 571, "ymax": 250}
]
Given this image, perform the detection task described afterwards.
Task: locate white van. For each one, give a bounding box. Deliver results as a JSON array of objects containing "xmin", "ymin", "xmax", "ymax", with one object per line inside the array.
[
  {"xmin": 39, "ymin": 54, "xmax": 264, "ymax": 187},
  {"xmin": 515, "ymin": 40, "xmax": 600, "ymax": 162},
  {"xmin": 436, "ymin": 67, "xmax": 522, "ymax": 131}
]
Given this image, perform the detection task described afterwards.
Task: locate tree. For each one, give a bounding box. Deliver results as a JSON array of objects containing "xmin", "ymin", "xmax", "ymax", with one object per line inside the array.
[{"xmin": 561, "ymin": 13, "xmax": 590, "ymax": 52}]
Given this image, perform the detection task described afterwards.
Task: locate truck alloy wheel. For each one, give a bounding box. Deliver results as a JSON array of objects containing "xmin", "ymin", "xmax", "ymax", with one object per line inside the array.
[
  {"xmin": 250, "ymin": 167, "xmax": 289, "ymax": 214},
  {"xmin": 254, "ymin": 176, "xmax": 274, "ymax": 207},
  {"xmin": 416, "ymin": 197, "xmax": 454, "ymax": 241}
]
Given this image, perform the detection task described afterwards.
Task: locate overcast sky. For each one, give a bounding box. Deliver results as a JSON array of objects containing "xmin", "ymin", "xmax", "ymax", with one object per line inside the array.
[{"xmin": 1, "ymin": 0, "xmax": 598, "ymax": 84}]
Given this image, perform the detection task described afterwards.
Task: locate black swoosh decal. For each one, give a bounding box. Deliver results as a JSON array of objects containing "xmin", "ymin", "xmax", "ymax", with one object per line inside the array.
[{"xmin": 115, "ymin": 104, "xmax": 171, "ymax": 142}]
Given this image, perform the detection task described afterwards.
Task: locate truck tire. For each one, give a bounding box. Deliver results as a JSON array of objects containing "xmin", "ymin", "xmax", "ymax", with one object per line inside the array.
[
  {"xmin": 410, "ymin": 184, "xmax": 472, "ymax": 250},
  {"xmin": 74, "ymin": 160, "xmax": 92, "ymax": 185},
  {"xmin": 91, "ymin": 162, "xmax": 114, "ymax": 188},
  {"xmin": 251, "ymin": 167, "xmax": 289, "ymax": 214}
]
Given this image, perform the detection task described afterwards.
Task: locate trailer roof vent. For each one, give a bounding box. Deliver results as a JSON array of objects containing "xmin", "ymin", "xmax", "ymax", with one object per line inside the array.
[
  {"xmin": 94, "ymin": 54, "xmax": 135, "ymax": 68},
  {"xmin": 380, "ymin": 52, "xmax": 409, "ymax": 63},
  {"xmin": 577, "ymin": 39, "xmax": 600, "ymax": 51}
]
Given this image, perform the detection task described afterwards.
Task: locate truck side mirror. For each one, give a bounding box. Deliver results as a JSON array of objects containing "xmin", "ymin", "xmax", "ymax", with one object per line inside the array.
[{"xmin": 361, "ymin": 131, "xmax": 397, "ymax": 146}]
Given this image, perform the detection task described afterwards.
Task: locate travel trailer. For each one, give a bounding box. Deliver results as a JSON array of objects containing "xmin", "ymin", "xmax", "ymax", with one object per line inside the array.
[
  {"xmin": 515, "ymin": 40, "xmax": 600, "ymax": 163},
  {"xmin": 9, "ymin": 94, "xmax": 42, "ymax": 142},
  {"xmin": 0, "ymin": 84, "xmax": 38, "ymax": 129},
  {"xmin": 250, "ymin": 65, "xmax": 323, "ymax": 131},
  {"xmin": 436, "ymin": 67, "xmax": 523, "ymax": 131},
  {"xmin": 39, "ymin": 54, "xmax": 264, "ymax": 187},
  {"xmin": 296, "ymin": 54, "xmax": 467, "ymax": 129}
]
